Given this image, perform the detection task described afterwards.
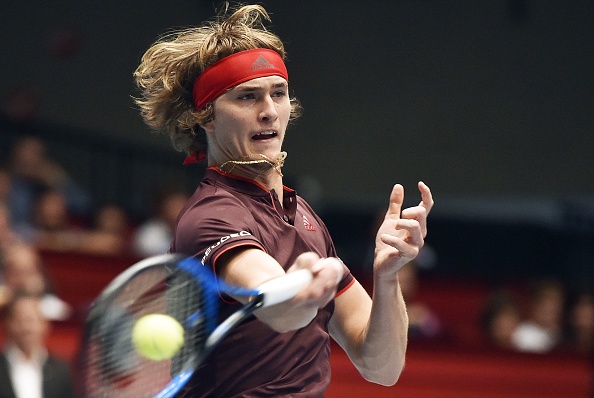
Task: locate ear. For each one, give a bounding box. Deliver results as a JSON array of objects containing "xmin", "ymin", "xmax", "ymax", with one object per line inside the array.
[{"xmin": 199, "ymin": 120, "xmax": 215, "ymax": 135}]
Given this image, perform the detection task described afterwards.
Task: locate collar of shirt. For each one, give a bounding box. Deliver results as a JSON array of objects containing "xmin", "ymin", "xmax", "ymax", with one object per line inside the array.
[
  {"xmin": 205, "ymin": 167, "xmax": 298, "ymax": 224},
  {"xmin": 5, "ymin": 343, "xmax": 47, "ymax": 398}
]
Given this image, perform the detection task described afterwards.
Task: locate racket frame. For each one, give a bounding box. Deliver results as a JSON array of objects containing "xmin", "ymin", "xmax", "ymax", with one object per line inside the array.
[{"xmin": 79, "ymin": 254, "xmax": 312, "ymax": 398}]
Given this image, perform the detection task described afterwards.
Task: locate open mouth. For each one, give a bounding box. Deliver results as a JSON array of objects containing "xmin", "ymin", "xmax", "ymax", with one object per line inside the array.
[{"xmin": 251, "ymin": 131, "xmax": 278, "ymax": 141}]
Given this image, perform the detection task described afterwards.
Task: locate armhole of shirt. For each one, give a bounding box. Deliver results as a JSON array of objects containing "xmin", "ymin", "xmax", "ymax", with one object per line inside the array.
[
  {"xmin": 336, "ymin": 278, "xmax": 356, "ymax": 298},
  {"xmin": 209, "ymin": 241, "xmax": 267, "ymax": 304}
]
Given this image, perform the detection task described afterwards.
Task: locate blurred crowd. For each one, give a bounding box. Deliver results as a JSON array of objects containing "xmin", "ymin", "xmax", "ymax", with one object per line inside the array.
[
  {"xmin": 0, "ymin": 136, "xmax": 191, "ymax": 397},
  {"xmin": 0, "ymin": 136, "xmax": 189, "ymax": 312},
  {"xmin": 401, "ymin": 258, "xmax": 593, "ymax": 356},
  {"xmin": 480, "ymin": 278, "xmax": 594, "ymax": 355}
]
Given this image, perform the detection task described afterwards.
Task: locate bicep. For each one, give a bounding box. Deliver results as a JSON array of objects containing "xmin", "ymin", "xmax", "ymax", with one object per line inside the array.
[
  {"xmin": 329, "ymin": 280, "xmax": 372, "ymax": 354},
  {"xmin": 217, "ymin": 247, "xmax": 286, "ymax": 295}
]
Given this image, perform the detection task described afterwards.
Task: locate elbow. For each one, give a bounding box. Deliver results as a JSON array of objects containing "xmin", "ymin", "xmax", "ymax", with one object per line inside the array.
[
  {"xmin": 356, "ymin": 352, "xmax": 406, "ymax": 386},
  {"xmin": 257, "ymin": 307, "xmax": 317, "ymax": 333},
  {"xmin": 362, "ymin": 369, "xmax": 403, "ymax": 387},
  {"xmin": 267, "ymin": 318, "xmax": 313, "ymax": 333}
]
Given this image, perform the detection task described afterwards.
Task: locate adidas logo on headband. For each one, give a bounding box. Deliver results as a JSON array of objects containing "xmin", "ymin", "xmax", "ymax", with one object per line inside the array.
[{"xmin": 251, "ymin": 55, "xmax": 274, "ymax": 70}]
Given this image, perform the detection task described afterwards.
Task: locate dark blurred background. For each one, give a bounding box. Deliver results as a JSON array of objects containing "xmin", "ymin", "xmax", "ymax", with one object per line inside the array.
[{"xmin": 2, "ymin": 0, "xmax": 592, "ymax": 289}]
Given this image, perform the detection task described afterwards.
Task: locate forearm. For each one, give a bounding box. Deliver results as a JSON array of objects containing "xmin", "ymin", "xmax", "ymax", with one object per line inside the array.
[
  {"xmin": 356, "ymin": 275, "xmax": 408, "ymax": 385},
  {"xmin": 331, "ymin": 276, "xmax": 408, "ymax": 386},
  {"xmin": 254, "ymin": 299, "xmax": 319, "ymax": 333}
]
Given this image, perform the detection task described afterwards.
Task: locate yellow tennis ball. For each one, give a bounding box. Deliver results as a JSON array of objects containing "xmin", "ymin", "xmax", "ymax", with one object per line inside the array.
[{"xmin": 132, "ymin": 314, "xmax": 184, "ymax": 360}]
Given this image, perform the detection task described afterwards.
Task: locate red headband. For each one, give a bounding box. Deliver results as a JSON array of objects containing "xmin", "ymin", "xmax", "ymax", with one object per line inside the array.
[{"xmin": 192, "ymin": 48, "xmax": 288, "ymax": 110}]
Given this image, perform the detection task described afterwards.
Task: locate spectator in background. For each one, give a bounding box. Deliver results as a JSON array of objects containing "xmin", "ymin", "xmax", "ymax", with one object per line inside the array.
[
  {"xmin": 7, "ymin": 136, "xmax": 90, "ymax": 226},
  {"xmin": 133, "ymin": 185, "xmax": 188, "ymax": 257},
  {"xmin": 399, "ymin": 261, "xmax": 441, "ymax": 341},
  {"xmin": 0, "ymin": 168, "xmax": 18, "ymax": 249},
  {"xmin": 0, "ymin": 204, "xmax": 20, "ymax": 309},
  {"xmin": 0, "ymin": 168, "xmax": 10, "ymax": 206},
  {"xmin": 0, "ymin": 243, "xmax": 71, "ymax": 321},
  {"xmin": 0, "ymin": 203, "xmax": 19, "ymax": 251},
  {"xmin": 14, "ymin": 189, "xmax": 83, "ymax": 252},
  {"xmin": 0, "ymin": 293, "xmax": 75, "ymax": 398},
  {"xmin": 79, "ymin": 203, "xmax": 132, "ymax": 256},
  {"xmin": 512, "ymin": 279, "xmax": 565, "ymax": 353},
  {"xmin": 15, "ymin": 187, "xmax": 132, "ymax": 256},
  {"xmin": 564, "ymin": 291, "xmax": 594, "ymax": 355},
  {"xmin": 481, "ymin": 288, "xmax": 522, "ymax": 350}
]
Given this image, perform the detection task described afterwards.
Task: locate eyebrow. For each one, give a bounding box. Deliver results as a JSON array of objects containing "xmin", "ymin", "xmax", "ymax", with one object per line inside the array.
[{"xmin": 232, "ymin": 81, "xmax": 288, "ymax": 92}]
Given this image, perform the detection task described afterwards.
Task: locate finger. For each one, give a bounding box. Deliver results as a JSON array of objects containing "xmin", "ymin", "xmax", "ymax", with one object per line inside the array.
[
  {"xmin": 379, "ymin": 234, "xmax": 419, "ymax": 260},
  {"xmin": 300, "ymin": 258, "xmax": 342, "ymax": 306},
  {"xmin": 386, "ymin": 184, "xmax": 404, "ymax": 218},
  {"xmin": 401, "ymin": 205, "xmax": 425, "ymax": 220},
  {"xmin": 401, "ymin": 205, "xmax": 428, "ymax": 237},
  {"xmin": 395, "ymin": 218, "xmax": 424, "ymax": 246},
  {"xmin": 380, "ymin": 218, "xmax": 423, "ymax": 251},
  {"xmin": 291, "ymin": 252, "xmax": 321, "ymax": 271},
  {"xmin": 418, "ymin": 181, "xmax": 434, "ymax": 215}
]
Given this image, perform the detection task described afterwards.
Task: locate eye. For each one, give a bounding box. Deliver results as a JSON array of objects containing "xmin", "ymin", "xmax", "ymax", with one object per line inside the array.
[
  {"xmin": 272, "ymin": 90, "xmax": 287, "ymax": 98},
  {"xmin": 238, "ymin": 93, "xmax": 256, "ymax": 100}
]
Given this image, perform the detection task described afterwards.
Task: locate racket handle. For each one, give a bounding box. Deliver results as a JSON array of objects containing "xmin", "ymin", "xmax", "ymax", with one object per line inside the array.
[{"xmin": 258, "ymin": 269, "xmax": 313, "ymax": 308}]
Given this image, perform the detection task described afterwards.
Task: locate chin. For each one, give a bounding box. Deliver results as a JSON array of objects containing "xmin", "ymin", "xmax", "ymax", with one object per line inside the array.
[{"xmin": 249, "ymin": 149, "xmax": 280, "ymax": 160}]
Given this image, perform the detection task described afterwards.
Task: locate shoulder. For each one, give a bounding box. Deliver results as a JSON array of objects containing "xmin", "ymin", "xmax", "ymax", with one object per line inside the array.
[
  {"xmin": 44, "ymin": 355, "xmax": 75, "ymax": 398},
  {"xmin": 0, "ymin": 354, "xmax": 13, "ymax": 397},
  {"xmin": 174, "ymin": 184, "xmax": 262, "ymax": 258},
  {"xmin": 295, "ymin": 196, "xmax": 326, "ymax": 224},
  {"xmin": 44, "ymin": 355, "xmax": 72, "ymax": 372},
  {"xmin": 178, "ymin": 188, "xmax": 254, "ymax": 232}
]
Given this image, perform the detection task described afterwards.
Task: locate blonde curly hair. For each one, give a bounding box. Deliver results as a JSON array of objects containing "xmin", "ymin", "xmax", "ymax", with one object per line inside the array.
[{"xmin": 133, "ymin": 4, "xmax": 302, "ymax": 157}]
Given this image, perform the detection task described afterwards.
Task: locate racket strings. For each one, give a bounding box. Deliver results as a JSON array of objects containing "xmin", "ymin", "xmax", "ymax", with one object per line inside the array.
[
  {"xmin": 168, "ymin": 269, "xmax": 209, "ymax": 375},
  {"xmin": 80, "ymin": 265, "xmax": 209, "ymax": 398}
]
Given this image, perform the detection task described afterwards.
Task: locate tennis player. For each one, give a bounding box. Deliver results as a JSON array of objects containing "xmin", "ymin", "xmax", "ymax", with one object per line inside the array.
[{"xmin": 134, "ymin": 4, "xmax": 433, "ymax": 397}]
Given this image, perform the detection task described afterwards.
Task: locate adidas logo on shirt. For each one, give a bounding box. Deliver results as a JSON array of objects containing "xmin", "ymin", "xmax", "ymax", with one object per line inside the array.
[{"xmin": 303, "ymin": 215, "xmax": 317, "ymax": 231}]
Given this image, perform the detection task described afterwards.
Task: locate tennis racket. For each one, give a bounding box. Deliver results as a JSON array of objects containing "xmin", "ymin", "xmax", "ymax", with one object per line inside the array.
[{"xmin": 78, "ymin": 253, "xmax": 313, "ymax": 398}]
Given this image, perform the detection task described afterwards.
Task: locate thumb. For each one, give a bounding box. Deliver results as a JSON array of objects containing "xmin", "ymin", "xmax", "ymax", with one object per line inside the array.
[
  {"xmin": 289, "ymin": 252, "xmax": 321, "ymax": 272},
  {"xmin": 386, "ymin": 184, "xmax": 404, "ymax": 219}
]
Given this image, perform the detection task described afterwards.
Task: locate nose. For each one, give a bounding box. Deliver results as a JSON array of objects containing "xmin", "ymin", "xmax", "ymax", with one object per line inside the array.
[{"xmin": 258, "ymin": 95, "xmax": 279, "ymax": 123}]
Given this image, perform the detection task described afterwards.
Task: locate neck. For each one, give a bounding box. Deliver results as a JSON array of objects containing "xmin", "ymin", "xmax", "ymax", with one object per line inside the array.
[
  {"xmin": 220, "ymin": 162, "xmax": 284, "ymax": 194},
  {"xmin": 214, "ymin": 151, "xmax": 287, "ymax": 192},
  {"xmin": 12, "ymin": 342, "xmax": 44, "ymax": 362},
  {"xmin": 264, "ymin": 173, "xmax": 285, "ymax": 204}
]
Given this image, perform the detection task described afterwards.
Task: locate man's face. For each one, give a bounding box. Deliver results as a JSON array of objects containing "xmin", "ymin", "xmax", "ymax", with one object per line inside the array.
[
  {"xmin": 3, "ymin": 245, "xmax": 46, "ymax": 294},
  {"xmin": 6, "ymin": 297, "xmax": 49, "ymax": 355},
  {"xmin": 201, "ymin": 75, "xmax": 291, "ymax": 165}
]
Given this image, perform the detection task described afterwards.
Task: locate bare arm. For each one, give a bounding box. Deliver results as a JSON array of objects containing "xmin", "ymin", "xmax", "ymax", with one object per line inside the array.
[
  {"xmin": 218, "ymin": 248, "xmax": 343, "ymax": 333},
  {"xmin": 329, "ymin": 182, "xmax": 433, "ymax": 385}
]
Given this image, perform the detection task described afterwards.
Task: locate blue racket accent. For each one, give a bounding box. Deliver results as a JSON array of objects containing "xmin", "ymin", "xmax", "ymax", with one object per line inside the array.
[
  {"xmin": 153, "ymin": 369, "xmax": 194, "ymax": 398},
  {"xmin": 176, "ymin": 258, "xmax": 219, "ymax": 333},
  {"xmin": 184, "ymin": 310, "xmax": 204, "ymax": 329},
  {"xmin": 176, "ymin": 257, "xmax": 260, "ymax": 334}
]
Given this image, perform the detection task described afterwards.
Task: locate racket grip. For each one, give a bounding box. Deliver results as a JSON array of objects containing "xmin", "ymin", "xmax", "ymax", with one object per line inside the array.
[{"xmin": 258, "ymin": 269, "xmax": 313, "ymax": 308}]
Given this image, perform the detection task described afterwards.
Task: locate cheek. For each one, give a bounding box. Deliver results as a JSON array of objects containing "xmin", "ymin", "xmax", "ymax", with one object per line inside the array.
[{"xmin": 279, "ymin": 102, "xmax": 292, "ymax": 123}]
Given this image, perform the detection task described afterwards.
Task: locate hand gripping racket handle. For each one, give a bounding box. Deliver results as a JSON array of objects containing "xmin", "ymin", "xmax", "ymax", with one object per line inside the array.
[{"xmin": 257, "ymin": 269, "xmax": 313, "ymax": 308}]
